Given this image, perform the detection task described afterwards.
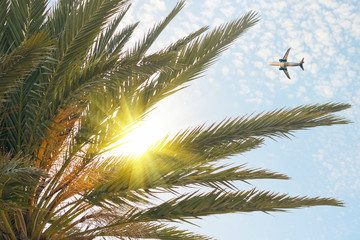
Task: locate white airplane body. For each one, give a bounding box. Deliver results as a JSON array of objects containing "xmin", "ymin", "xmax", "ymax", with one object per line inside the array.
[{"xmin": 268, "ymin": 48, "xmax": 304, "ymax": 79}]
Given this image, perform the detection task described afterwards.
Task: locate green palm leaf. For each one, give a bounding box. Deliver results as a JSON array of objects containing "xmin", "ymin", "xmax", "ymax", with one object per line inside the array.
[
  {"xmin": 74, "ymin": 222, "xmax": 213, "ymax": 240},
  {"xmin": 157, "ymin": 103, "xmax": 350, "ymax": 160},
  {"xmin": 52, "ymin": 0, "xmax": 128, "ymax": 80},
  {"xmin": 0, "ymin": 32, "xmax": 54, "ymax": 99},
  {"xmin": 5, "ymin": 0, "xmax": 49, "ymax": 48},
  {"xmin": 0, "ymin": 0, "xmax": 9, "ymax": 53},
  {"xmin": 137, "ymin": 11, "xmax": 260, "ymax": 112},
  {"xmin": 92, "ymin": 4, "xmax": 133, "ymax": 59},
  {"xmin": 130, "ymin": 189, "xmax": 342, "ymax": 222}
]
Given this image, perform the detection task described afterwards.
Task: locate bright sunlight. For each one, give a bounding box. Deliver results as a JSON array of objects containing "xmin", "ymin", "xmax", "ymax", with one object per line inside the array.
[
  {"xmin": 114, "ymin": 122, "xmax": 163, "ymax": 156},
  {"xmin": 112, "ymin": 108, "xmax": 175, "ymax": 156},
  {"xmin": 110, "ymin": 92, "xmax": 196, "ymax": 157}
]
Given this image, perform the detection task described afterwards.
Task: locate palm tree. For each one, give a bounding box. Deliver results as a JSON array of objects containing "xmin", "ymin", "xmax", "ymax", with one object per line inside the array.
[{"xmin": 0, "ymin": 0, "xmax": 350, "ymax": 239}]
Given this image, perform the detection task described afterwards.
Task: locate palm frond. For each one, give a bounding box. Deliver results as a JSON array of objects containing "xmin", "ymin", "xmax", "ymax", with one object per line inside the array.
[
  {"xmin": 47, "ymin": 0, "xmax": 80, "ymax": 37},
  {"xmin": 0, "ymin": 0, "xmax": 10, "ymax": 54},
  {"xmin": 0, "ymin": 156, "xmax": 47, "ymax": 187},
  {"xmin": 5, "ymin": 0, "xmax": 30, "ymax": 48},
  {"xmin": 107, "ymin": 22, "xmax": 139, "ymax": 58},
  {"xmin": 0, "ymin": 154, "xmax": 47, "ymax": 205},
  {"xmin": 5, "ymin": 0, "xmax": 49, "ymax": 49},
  {"xmin": 86, "ymin": 151, "xmax": 288, "ymax": 204},
  {"xmin": 152, "ymin": 163, "xmax": 289, "ymax": 191},
  {"xmin": 157, "ymin": 103, "xmax": 351, "ymax": 159},
  {"xmin": 85, "ymin": 103, "xmax": 350, "ymax": 207},
  {"xmin": 0, "ymin": 32, "xmax": 54, "ymax": 99},
  {"xmin": 52, "ymin": 0, "xmax": 128, "ymax": 80},
  {"xmin": 79, "ymin": 189, "xmax": 342, "ymax": 236},
  {"xmin": 27, "ymin": 0, "xmax": 49, "ymax": 34},
  {"xmin": 136, "ymin": 11, "xmax": 260, "ymax": 111},
  {"xmin": 27, "ymin": 0, "xmax": 129, "ymax": 150},
  {"xmin": 92, "ymin": 4, "xmax": 133, "ymax": 60},
  {"xmin": 71, "ymin": 222, "xmax": 213, "ymax": 240},
  {"xmin": 129, "ymin": 189, "xmax": 343, "ymax": 222}
]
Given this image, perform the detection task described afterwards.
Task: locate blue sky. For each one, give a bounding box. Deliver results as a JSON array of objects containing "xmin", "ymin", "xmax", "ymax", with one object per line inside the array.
[{"xmin": 116, "ymin": 0, "xmax": 360, "ymax": 239}]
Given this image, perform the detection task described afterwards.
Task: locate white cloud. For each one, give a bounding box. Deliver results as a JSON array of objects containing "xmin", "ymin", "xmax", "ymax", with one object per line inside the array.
[
  {"xmin": 314, "ymin": 84, "xmax": 335, "ymax": 98},
  {"xmin": 213, "ymin": 17, "xmax": 225, "ymax": 26},
  {"xmin": 314, "ymin": 28, "xmax": 331, "ymax": 46},
  {"xmin": 296, "ymin": 86, "xmax": 307, "ymax": 97},
  {"xmin": 232, "ymin": 52, "xmax": 244, "ymax": 67},
  {"xmin": 220, "ymin": 6, "xmax": 235, "ymax": 17},
  {"xmin": 264, "ymin": 70, "xmax": 277, "ymax": 81},
  {"xmin": 246, "ymin": 97, "xmax": 262, "ymax": 104},
  {"xmin": 238, "ymin": 84, "xmax": 250, "ymax": 95},
  {"xmin": 254, "ymin": 61, "xmax": 264, "ymax": 68},
  {"xmin": 258, "ymin": 49, "xmax": 273, "ymax": 61},
  {"xmin": 222, "ymin": 66, "xmax": 230, "ymax": 76},
  {"xmin": 315, "ymin": 148, "xmax": 360, "ymax": 195},
  {"xmin": 351, "ymin": 15, "xmax": 360, "ymax": 40},
  {"xmin": 319, "ymin": 0, "xmax": 339, "ymax": 9},
  {"xmin": 143, "ymin": 0, "xmax": 166, "ymax": 12}
]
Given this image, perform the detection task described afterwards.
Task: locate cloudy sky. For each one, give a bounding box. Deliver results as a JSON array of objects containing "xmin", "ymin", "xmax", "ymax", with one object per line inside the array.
[{"xmin": 117, "ymin": 0, "xmax": 360, "ymax": 239}]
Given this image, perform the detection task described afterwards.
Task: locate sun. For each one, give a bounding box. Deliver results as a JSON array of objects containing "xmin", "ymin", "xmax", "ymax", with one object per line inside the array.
[
  {"xmin": 109, "ymin": 100, "xmax": 189, "ymax": 157},
  {"xmin": 112, "ymin": 118, "xmax": 168, "ymax": 157},
  {"xmin": 116, "ymin": 125, "xmax": 158, "ymax": 156}
]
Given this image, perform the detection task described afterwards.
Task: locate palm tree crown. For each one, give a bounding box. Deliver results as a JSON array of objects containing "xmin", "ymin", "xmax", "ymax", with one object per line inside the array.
[{"xmin": 0, "ymin": 0, "xmax": 350, "ymax": 239}]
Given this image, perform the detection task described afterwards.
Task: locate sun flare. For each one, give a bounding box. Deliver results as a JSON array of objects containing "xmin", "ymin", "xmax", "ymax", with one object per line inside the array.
[
  {"xmin": 109, "ymin": 100, "xmax": 189, "ymax": 157},
  {"xmin": 118, "ymin": 127, "xmax": 157, "ymax": 156},
  {"xmin": 112, "ymin": 120, "xmax": 167, "ymax": 156}
]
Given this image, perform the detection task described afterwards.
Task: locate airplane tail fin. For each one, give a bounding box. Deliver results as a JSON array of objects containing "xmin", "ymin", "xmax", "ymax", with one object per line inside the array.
[{"xmin": 299, "ymin": 58, "xmax": 304, "ymax": 71}]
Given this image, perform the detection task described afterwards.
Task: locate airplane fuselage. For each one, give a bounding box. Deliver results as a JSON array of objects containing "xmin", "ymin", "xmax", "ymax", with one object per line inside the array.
[{"xmin": 268, "ymin": 62, "xmax": 300, "ymax": 68}]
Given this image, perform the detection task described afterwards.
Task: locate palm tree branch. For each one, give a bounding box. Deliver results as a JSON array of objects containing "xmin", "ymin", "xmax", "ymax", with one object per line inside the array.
[
  {"xmin": 75, "ymin": 222, "xmax": 213, "ymax": 240},
  {"xmin": 92, "ymin": 4, "xmax": 132, "ymax": 60},
  {"xmin": 27, "ymin": 0, "xmax": 127, "ymax": 146},
  {"xmin": 74, "ymin": 189, "xmax": 342, "ymax": 237},
  {"xmin": 106, "ymin": 22, "xmax": 139, "ymax": 58},
  {"xmin": 86, "ymin": 151, "xmax": 288, "ymax": 203},
  {"xmin": 0, "ymin": 32, "xmax": 54, "ymax": 98},
  {"xmin": 0, "ymin": 0, "xmax": 9, "ymax": 54},
  {"xmin": 158, "ymin": 103, "xmax": 351, "ymax": 156},
  {"xmin": 138, "ymin": 11, "xmax": 260, "ymax": 111},
  {"xmin": 128, "ymin": 189, "xmax": 343, "ymax": 222},
  {"xmin": 5, "ymin": 0, "xmax": 30, "ymax": 48},
  {"xmin": 52, "ymin": 0, "xmax": 128, "ymax": 80},
  {"xmin": 26, "ymin": 0, "xmax": 49, "ymax": 35}
]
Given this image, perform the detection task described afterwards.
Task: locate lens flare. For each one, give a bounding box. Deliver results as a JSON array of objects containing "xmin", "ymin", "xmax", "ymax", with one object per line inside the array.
[
  {"xmin": 112, "ymin": 117, "xmax": 169, "ymax": 157},
  {"xmin": 116, "ymin": 125, "xmax": 158, "ymax": 156}
]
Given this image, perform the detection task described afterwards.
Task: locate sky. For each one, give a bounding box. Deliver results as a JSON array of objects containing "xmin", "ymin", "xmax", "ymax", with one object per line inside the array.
[{"xmin": 114, "ymin": 0, "xmax": 360, "ymax": 239}]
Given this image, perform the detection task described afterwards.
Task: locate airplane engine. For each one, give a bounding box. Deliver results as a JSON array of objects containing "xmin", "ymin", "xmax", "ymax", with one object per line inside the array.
[
  {"xmin": 279, "ymin": 59, "xmax": 285, "ymax": 62},
  {"xmin": 279, "ymin": 67, "xmax": 285, "ymax": 70}
]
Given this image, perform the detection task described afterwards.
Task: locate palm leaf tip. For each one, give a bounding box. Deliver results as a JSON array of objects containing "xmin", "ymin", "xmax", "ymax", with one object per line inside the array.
[{"xmin": 305, "ymin": 102, "xmax": 351, "ymax": 113}]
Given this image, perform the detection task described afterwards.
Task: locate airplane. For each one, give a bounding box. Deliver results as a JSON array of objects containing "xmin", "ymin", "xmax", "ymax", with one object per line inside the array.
[{"xmin": 268, "ymin": 48, "xmax": 304, "ymax": 79}]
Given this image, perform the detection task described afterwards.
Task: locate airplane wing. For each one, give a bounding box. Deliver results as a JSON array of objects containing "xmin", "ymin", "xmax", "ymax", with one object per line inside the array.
[
  {"xmin": 282, "ymin": 48, "xmax": 291, "ymax": 62},
  {"xmin": 283, "ymin": 68, "xmax": 291, "ymax": 79}
]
